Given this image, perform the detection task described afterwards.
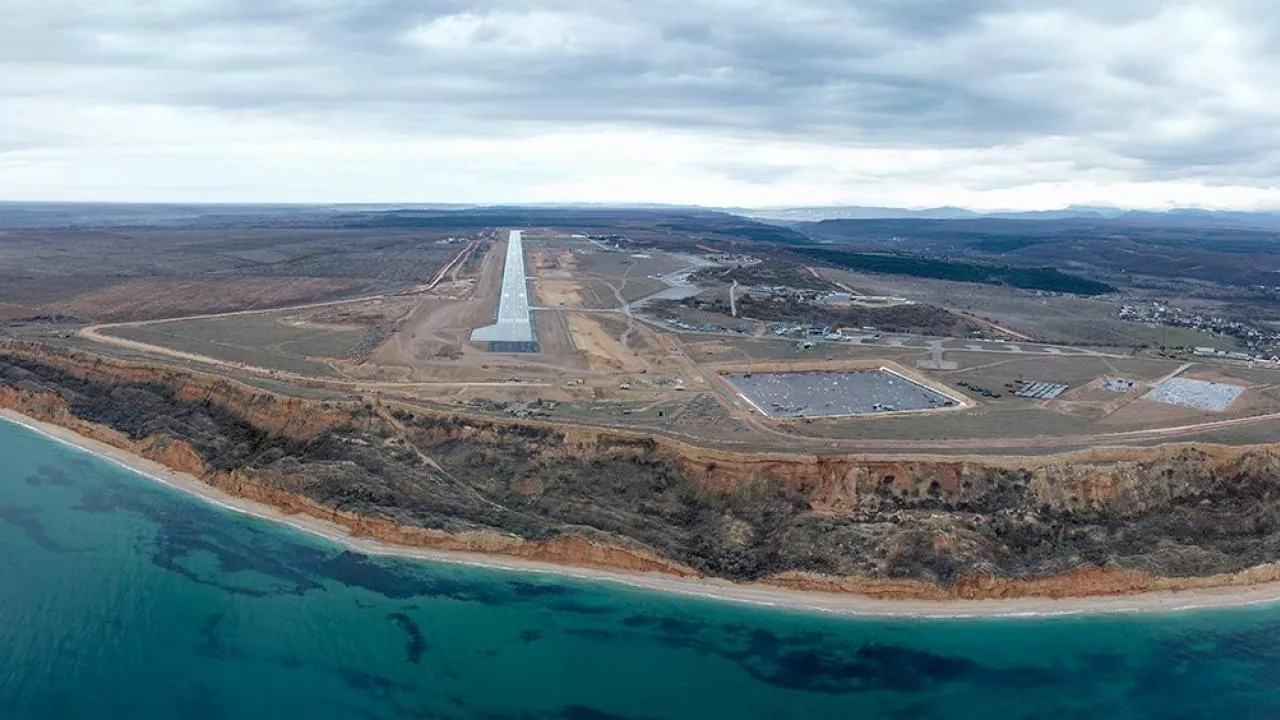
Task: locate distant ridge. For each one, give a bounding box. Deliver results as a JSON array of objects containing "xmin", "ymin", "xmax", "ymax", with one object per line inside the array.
[
  {"xmin": 732, "ymin": 205, "xmax": 1280, "ymax": 228},
  {"xmin": 7, "ymin": 200, "xmax": 1280, "ymax": 231}
]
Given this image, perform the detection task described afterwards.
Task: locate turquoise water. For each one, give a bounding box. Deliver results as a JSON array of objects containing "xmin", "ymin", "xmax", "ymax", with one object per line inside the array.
[{"xmin": 4, "ymin": 419, "xmax": 1280, "ymax": 719}]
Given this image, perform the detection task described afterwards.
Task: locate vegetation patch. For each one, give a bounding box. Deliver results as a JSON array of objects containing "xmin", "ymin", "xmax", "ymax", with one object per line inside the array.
[{"xmin": 792, "ymin": 247, "xmax": 1116, "ymax": 295}]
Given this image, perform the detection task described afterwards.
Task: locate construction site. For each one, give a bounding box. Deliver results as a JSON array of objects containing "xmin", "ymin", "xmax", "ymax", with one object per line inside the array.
[{"xmin": 31, "ymin": 226, "xmax": 1280, "ymax": 456}]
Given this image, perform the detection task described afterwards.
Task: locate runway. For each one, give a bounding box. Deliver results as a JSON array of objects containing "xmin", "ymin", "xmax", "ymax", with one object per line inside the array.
[{"xmin": 471, "ymin": 230, "xmax": 536, "ymax": 348}]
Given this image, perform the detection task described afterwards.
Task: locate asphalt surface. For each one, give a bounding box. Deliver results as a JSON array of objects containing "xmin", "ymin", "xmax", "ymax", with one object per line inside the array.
[{"xmin": 471, "ymin": 230, "xmax": 534, "ymax": 343}]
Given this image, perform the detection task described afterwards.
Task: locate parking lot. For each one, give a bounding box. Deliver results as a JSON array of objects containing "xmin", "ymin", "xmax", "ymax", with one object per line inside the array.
[{"xmin": 725, "ymin": 369, "xmax": 960, "ymax": 418}]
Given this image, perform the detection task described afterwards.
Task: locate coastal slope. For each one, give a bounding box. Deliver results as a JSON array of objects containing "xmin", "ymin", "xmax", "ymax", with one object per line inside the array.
[{"xmin": 5, "ymin": 341, "xmax": 1280, "ymax": 602}]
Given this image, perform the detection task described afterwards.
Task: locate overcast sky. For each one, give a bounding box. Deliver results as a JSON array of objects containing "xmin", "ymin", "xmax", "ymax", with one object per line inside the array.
[{"xmin": 3, "ymin": 0, "xmax": 1279, "ymax": 209}]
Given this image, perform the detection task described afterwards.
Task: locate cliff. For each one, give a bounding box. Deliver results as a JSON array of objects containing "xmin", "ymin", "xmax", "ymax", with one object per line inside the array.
[{"xmin": 6, "ymin": 341, "xmax": 1280, "ymax": 600}]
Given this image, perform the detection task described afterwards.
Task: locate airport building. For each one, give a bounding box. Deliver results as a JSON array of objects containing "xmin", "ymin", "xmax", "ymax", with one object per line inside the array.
[{"xmin": 471, "ymin": 230, "xmax": 539, "ymax": 353}]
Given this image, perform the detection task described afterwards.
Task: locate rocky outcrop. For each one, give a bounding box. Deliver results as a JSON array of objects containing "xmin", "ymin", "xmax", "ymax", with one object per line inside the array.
[{"xmin": 6, "ymin": 341, "xmax": 1280, "ymax": 601}]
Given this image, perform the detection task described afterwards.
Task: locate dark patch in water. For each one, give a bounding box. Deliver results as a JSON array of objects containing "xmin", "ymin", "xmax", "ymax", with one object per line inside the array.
[
  {"xmin": 564, "ymin": 628, "xmax": 619, "ymax": 642},
  {"xmin": 484, "ymin": 707, "xmax": 658, "ymax": 720},
  {"xmin": 1117, "ymin": 623, "xmax": 1280, "ymax": 711},
  {"xmin": 337, "ymin": 668, "xmax": 403, "ymax": 701},
  {"xmin": 656, "ymin": 616, "xmax": 704, "ymax": 635},
  {"xmin": 628, "ymin": 619, "xmax": 993, "ymax": 695},
  {"xmin": 194, "ymin": 612, "xmax": 252, "ymax": 664},
  {"xmin": 25, "ymin": 466, "xmax": 75, "ymax": 487},
  {"xmin": 387, "ymin": 612, "xmax": 427, "ymax": 665},
  {"xmin": 886, "ymin": 702, "xmax": 946, "ymax": 720},
  {"xmin": 148, "ymin": 516, "xmax": 327, "ymax": 598},
  {"xmin": 150, "ymin": 558, "xmax": 271, "ymax": 597},
  {"xmin": 0, "ymin": 505, "xmax": 80, "ymax": 553},
  {"xmin": 726, "ymin": 630, "xmax": 978, "ymax": 694},
  {"xmin": 546, "ymin": 601, "xmax": 615, "ymax": 616},
  {"xmin": 57, "ymin": 457, "xmax": 634, "ymax": 614},
  {"xmin": 71, "ymin": 475, "xmax": 137, "ymax": 514},
  {"xmin": 310, "ymin": 554, "xmax": 602, "ymax": 612},
  {"xmin": 561, "ymin": 706, "xmax": 655, "ymax": 720},
  {"xmin": 172, "ymin": 683, "xmax": 228, "ymax": 720},
  {"xmin": 198, "ymin": 613, "xmax": 226, "ymax": 658},
  {"xmin": 315, "ymin": 553, "xmax": 444, "ymax": 600},
  {"xmin": 71, "ymin": 476, "xmax": 339, "ymax": 598},
  {"xmin": 315, "ymin": 553, "xmax": 508, "ymax": 604},
  {"xmin": 616, "ymin": 614, "xmax": 705, "ymax": 634},
  {"xmin": 520, "ymin": 629, "xmax": 543, "ymax": 644},
  {"xmin": 509, "ymin": 580, "xmax": 573, "ymax": 599}
]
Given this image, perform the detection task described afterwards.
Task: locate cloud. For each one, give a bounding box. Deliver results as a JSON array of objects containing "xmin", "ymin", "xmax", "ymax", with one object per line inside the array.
[{"xmin": 1, "ymin": 0, "xmax": 1280, "ymax": 208}]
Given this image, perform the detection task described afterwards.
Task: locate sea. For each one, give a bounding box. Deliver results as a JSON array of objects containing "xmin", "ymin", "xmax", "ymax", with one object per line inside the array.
[{"xmin": 3, "ymin": 417, "xmax": 1280, "ymax": 720}]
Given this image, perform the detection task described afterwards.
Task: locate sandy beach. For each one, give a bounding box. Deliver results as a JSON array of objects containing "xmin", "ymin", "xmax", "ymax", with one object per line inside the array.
[{"xmin": 6, "ymin": 406, "xmax": 1280, "ymax": 619}]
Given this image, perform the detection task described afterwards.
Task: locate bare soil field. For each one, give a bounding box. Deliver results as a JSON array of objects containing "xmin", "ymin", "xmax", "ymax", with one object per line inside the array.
[
  {"xmin": 367, "ymin": 243, "xmax": 505, "ymax": 378},
  {"xmin": 1095, "ymin": 367, "xmax": 1280, "ymax": 429},
  {"xmin": 532, "ymin": 310, "xmax": 583, "ymax": 369},
  {"xmin": 524, "ymin": 237, "xmax": 581, "ymax": 277},
  {"xmin": 534, "ymin": 280, "xmax": 585, "ymax": 307},
  {"xmin": 566, "ymin": 313, "xmax": 649, "ymax": 374}
]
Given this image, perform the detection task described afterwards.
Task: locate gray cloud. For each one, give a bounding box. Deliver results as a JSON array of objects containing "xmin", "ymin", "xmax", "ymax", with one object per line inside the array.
[{"xmin": 2, "ymin": 0, "xmax": 1280, "ymax": 204}]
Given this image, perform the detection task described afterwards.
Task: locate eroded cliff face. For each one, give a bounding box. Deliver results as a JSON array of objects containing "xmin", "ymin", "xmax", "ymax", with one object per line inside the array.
[{"xmin": 5, "ymin": 341, "xmax": 1280, "ymax": 600}]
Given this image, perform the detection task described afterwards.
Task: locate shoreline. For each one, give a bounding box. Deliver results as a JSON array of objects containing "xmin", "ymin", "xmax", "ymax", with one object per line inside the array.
[{"xmin": 6, "ymin": 407, "xmax": 1280, "ymax": 619}]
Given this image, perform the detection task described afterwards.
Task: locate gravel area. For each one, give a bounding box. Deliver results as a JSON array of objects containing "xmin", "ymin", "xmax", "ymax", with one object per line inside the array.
[{"xmin": 1144, "ymin": 378, "xmax": 1245, "ymax": 411}]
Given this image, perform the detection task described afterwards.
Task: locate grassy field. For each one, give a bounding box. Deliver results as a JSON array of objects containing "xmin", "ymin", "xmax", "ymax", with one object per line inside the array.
[
  {"xmin": 686, "ymin": 336, "xmax": 926, "ymax": 365},
  {"xmin": 820, "ymin": 268, "xmax": 1243, "ymax": 349},
  {"xmin": 944, "ymin": 354, "xmax": 1175, "ymax": 390},
  {"xmin": 107, "ymin": 327, "xmax": 341, "ymax": 377},
  {"xmin": 794, "ymin": 403, "xmax": 1099, "ymax": 440},
  {"xmin": 106, "ymin": 312, "xmax": 367, "ymax": 377},
  {"xmin": 574, "ymin": 248, "xmax": 692, "ymax": 276},
  {"xmin": 146, "ymin": 314, "xmax": 366, "ymax": 357}
]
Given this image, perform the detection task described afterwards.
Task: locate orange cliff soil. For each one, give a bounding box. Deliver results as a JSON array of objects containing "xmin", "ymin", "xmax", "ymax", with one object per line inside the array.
[
  {"xmin": 6, "ymin": 341, "xmax": 1280, "ymax": 602},
  {"xmin": 768, "ymin": 562, "xmax": 1280, "ymax": 602},
  {"xmin": 0, "ymin": 346, "xmax": 697, "ymax": 579},
  {"xmin": 0, "ymin": 394, "xmax": 694, "ymax": 581}
]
